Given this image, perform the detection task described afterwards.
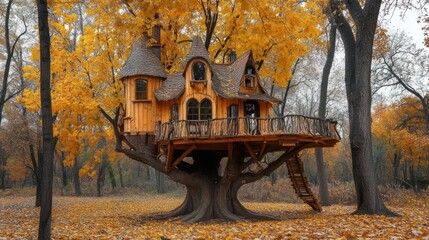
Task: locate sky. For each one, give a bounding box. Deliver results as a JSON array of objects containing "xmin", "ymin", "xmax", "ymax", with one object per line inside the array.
[{"xmin": 384, "ymin": 8, "xmax": 426, "ymax": 48}]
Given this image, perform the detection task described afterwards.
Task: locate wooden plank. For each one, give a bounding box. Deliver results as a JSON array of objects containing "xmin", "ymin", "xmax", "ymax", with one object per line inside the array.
[
  {"xmin": 228, "ymin": 142, "xmax": 233, "ymax": 161},
  {"xmin": 171, "ymin": 144, "xmax": 197, "ymax": 168},
  {"xmin": 257, "ymin": 141, "xmax": 267, "ymax": 161},
  {"xmin": 244, "ymin": 142, "xmax": 258, "ymax": 163},
  {"xmin": 165, "ymin": 142, "xmax": 174, "ymax": 172}
]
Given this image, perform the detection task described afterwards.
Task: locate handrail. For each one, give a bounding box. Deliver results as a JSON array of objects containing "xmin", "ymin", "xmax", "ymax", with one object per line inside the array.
[{"xmin": 154, "ymin": 115, "xmax": 341, "ymax": 141}]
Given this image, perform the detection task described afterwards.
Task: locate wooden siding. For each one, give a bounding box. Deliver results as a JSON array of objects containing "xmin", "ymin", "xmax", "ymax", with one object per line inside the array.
[
  {"xmin": 123, "ymin": 75, "xmax": 163, "ymax": 133},
  {"xmin": 124, "ymin": 58, "xmax": 273, "ymax": 133}
]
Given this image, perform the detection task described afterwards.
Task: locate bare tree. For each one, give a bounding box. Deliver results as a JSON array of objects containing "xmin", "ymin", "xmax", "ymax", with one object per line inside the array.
[
  {"xmin": 316, "ymin": 19, "xmax": 337, "ymax": 206},
  {"xmin": 0, "ymin": 0, "xmax": 27, "ymax": 126},
  {"xmin": 373, "ymin": 32, "xmax": 429, "ymax": 131}
]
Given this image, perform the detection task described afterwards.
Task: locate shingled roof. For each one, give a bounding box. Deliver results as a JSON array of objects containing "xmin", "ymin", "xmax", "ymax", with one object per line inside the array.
[
  {"xmin": 120, "ymin": 37, "xmax": 167, "ymax": 79},
  {"xmin": 211, "ymin": 51, "xmax": 281, "ymax": 103},
  {"xmin": 182, "ymin": 36, "xmax": 213, "ymax": 76},
  {"xmin": 152, "ymin": 37, "xmax": 280, "ymax": 103},
  {"xmin": 154, "ymin": 74, "xmax": 185, "ymax": 101}
]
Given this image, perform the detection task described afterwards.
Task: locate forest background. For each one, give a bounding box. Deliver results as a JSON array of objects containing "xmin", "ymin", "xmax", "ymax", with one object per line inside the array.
[{"xmin": 0, "ymin": 0, "xmax": 428, "ymax": 207}]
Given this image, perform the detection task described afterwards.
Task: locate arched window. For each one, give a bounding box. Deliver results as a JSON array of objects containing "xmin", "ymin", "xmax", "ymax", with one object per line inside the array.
[
  {"xmin": 200, "ymin": 99, "xmax": 212, "ymax": 120},
  {"xmin": 192, "ymin": 61, "xmax": 206, "ymax": 80},
  {"xmin": 186, "ymin": 98, "xmax": 212, "ymax": 120},
  {"xmin": 135, "ymin": 79, "xmax": 148, "ymax": 100},
  {"xmin": 171, "ymin": 104, "xmax": 179, "ymax": 121},
  {"xmin": 187, "ymin": 98, "xmax": 199, "ymax": 120}
]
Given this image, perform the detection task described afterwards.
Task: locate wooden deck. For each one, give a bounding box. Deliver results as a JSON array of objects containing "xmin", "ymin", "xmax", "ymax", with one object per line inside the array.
[
  {"xmin": 153, "ymin": 115, "xmax": 341, "ymax": 172},
  {"xmin": 155, "ymin": 115, "xmax": 340, "ymax": 142}
]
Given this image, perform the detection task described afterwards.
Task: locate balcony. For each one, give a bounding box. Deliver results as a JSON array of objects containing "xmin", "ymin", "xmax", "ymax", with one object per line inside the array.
[{"xmin": 155, "ymin": 115, "xmax": 341, "ymax": 142}]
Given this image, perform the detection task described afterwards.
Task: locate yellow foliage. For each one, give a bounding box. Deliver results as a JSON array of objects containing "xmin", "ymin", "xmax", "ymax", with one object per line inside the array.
[
  {"xmin": 372, "ymin": 97, "xmax": 429, "ymax": 168},
  {"xmin": 20, "ymin": 0, "xmax": 326, "ymax": 177}
]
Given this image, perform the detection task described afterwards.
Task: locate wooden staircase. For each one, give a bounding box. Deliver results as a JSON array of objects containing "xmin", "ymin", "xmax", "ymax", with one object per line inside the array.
[{"xmin": 285, "ymin": 155, "xmax": 322, "ymax": 212}]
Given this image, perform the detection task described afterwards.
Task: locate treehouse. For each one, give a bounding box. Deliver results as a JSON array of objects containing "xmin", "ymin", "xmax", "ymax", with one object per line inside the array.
[{"xmin": 118, "ymin": 27, "xmax": 340, "ymax": 216}]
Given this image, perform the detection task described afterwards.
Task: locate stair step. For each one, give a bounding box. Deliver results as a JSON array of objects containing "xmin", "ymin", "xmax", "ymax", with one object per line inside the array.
[{"xmin": 286, "ymin": 155, "xmax": 322, "ymax": 212}]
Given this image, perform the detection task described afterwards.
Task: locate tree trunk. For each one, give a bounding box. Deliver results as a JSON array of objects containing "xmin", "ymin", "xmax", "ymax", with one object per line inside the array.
[
  {"xmin": 0, "ymin": 147, "xmax": 6, "ymax": 191},
  {"xmin": 117, "ymin": 160, "xmax": 125, "ymax": 188},
  {"xmin": 155, "ymin": 170, "xmax": 166, "ymax": 194},
  {"xmin": 60, "ymin": 152, "xmax": 68, "ymax": 188},
  {"xmin": 393, "ymin": 152, "xmax": 401, "ymax": 185},
  {"xmin": 331, "ymin": 0, "xmax": 396, "ymax": 216},
  {"xmin": 315, "ymin": 20, "xmax": 337, "ymax": 206},
  {"xmin": 97, "ymin": 160, "xmax": 106, "ymax": 197},
  {"xmin": 72, "ymin": 162, "xmax": 82, "ymax": 196},
  {"xmin": 107, "ymin": 161, "xmax": 116, "ymax": 189},
  {"xmin": 37, "ymin": 0, "xmax": 57, "ymax": 238},
  {"xmin": 117, "ymin": 142, "xmax": 307, "ymax": 223}
]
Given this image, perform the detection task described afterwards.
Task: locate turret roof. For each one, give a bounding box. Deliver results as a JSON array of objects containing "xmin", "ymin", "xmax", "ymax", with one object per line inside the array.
[{"xmin": 120, "ymin": 37, "xmax": 167, "ymax": 79}]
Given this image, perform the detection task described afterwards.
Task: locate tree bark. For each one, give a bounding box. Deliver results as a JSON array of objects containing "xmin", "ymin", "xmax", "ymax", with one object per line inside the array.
[
  {"xmin": 116, "ymin": 142, "xmax": 308, "ymax": 222},
  {"xmin": 155, "ymin": 170, "xmax": 166, "ymax": 194},
  {"xmin": 72, "ymin": 161, "xmax": 82, "ymax": 196},
  {"xmin": 315, "ymin": 20, "xmax": 337, "ymax": 206},
  {"xmin": 107, "ymin": 161, "xmax": 116, "ymax": 189},
  {"xmin": 0, "ymin": 147, "xmax": 7, "ymax": 191},
  {"xmin": 117, "ymin": 160, "xmax": 125, "ymax": 188},
  {"xmin": 37, "ymin": 0, "xmax": 57, "ymax": 238},
  {"xmin": 330, "ymin": 0, "xmax": 397, "ymax": 216},
  {"xmin": 97, "ymin": 160, "xmax": 106, "ymax": 197}
]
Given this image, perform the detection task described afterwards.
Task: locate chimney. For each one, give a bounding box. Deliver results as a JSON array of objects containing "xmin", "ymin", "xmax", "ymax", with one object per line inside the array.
[
  {"xmin": 229, "ymin": 50, "xmax": 237, "ymax": 63},
  {"xmin": 151, "ymin": 13, "xmax": 161, "ymax": 60}
]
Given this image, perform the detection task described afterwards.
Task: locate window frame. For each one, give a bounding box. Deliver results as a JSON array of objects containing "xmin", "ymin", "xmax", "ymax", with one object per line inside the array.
[
  {"xmin": 192, "ymin": 61, "xmax": 206, "ymax": 81},
  {"xmin": 135, "ymin": 79, "xmax": 148, "ymax": 100},
  {"xmin": 186, "ymin": 98, "xmax": 213, "ymax": 120}
]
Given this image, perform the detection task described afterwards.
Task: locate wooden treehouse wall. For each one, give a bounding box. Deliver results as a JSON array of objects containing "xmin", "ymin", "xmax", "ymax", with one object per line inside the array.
[
  {"xmin": 123, "ymin": 58, "xmax": 271, "ymax": 134},
  {"xmin": 122, "ymin": 76, "xmax": 163, "ymax": 134}
]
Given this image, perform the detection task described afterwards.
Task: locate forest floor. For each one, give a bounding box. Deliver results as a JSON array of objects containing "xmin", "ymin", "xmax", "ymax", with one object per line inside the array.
[{"xmin": 0, "ymin": 190, "xmax": 428, "ymax": 239}]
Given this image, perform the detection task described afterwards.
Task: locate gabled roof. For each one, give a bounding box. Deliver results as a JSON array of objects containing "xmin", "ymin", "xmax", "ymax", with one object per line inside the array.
[
  {"xmin": 120, "ymin": 37, "xmax": 167, "ymax": 79},
  {"xmin": 184, "ymin": 36, "xmax": 211, "ymax": 64},
  {"xmin": 154, "ymin": 74, "xmax": 185, "ymax": 101},
  {"xmin": 182, "ymin": 36, "xmax": 213, "ymax": 76},
  {"xmin": 211, "ymin": 51, "xmax": 281, "ymax": 103}
]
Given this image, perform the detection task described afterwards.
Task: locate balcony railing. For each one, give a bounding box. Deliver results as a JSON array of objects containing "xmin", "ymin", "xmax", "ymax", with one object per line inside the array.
[{"xmin": 155, "ymin": 115, "xmax": 341, "ymax": 141}]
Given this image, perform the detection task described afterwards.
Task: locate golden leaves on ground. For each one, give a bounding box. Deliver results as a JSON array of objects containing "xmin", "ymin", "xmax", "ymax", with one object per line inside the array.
[{"xmin": 0, "ymin": 193, "xmax": 428, "ymax": 239}]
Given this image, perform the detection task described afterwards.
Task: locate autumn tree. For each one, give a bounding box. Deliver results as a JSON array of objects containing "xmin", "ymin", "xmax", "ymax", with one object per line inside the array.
[
  {"xmin": 21, "ymin": 0, "xmax": 327, "ymax": 222},
  {"xmin": 373, "ymin": 98, "xmax": 429, "ymax": 190},
  {"xmin": 0, "ymin": 0, "xmax": 27, "ymax": 126},
  {"xmin": 329, "ymin": 0, "xmax": 398, "ymax": 215},
  {"xmin": 373, "ymin": 31, "xmax": 429, "ymax": 131}
]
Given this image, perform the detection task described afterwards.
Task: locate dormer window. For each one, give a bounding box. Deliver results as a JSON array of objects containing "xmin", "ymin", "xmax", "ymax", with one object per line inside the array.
[
  {"xmin": 135, "ymin": 79, "xmax": 148, "ymax": 100},
  {"xmin": 192, "ymin": 61, "xmax": 206, "ymax": 81},
  {"xmin": 246, "ymin": 66, "xmax": 254, "ymax": 75}
]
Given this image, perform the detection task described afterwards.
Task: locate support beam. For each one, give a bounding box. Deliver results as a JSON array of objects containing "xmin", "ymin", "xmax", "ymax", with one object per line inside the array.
[
  {"xmin": 165, "ymin": 142, "xmax": 174, "ymax": 172},
  {"xmin": 257, "ymin": 141, "xmax": 267, "ymax": 161},
  {"xmin": 171, "ymin": 144, "xmax": 197, "ymax": 169},
  {"xmin": 228, "ymin": 142, "xmax": 233, "ymax": 161},
  {"xmin": 244, "ymin": 142, "xmax": 258, "ymax": 163},
  {"xmin": 244, "ymin": 142, "xmax": 264, "ymax": 171}
]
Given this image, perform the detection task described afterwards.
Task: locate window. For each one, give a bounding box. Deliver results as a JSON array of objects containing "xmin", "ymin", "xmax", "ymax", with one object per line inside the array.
[
  {"xmin": 246, "ymin": 66, "xmax": 254, "ymax": 74},
  {"xmin": 200, "ymin": 99, "xmax": 212, "ymax": 120},
  {"xmin": 192, "ymin": 61, "xmax": 206, "ymax": 80},
  {"xmin": 171, "ymin": 104, "xmax": 179, "ymax": 121},
  {"xmin": 245, "ymin": 77, "xmax": 253, "ymax": 87},
  {"xmin": 187, "ymin": 99, "xmax": 199, "ymax": 120},
  {"xmin": 227, "ymin": 104, "xmax": 238, "ymax": 118},
  {"xmin": 186, "ymin": 98, "xmax": 212, "ymax": 120},
  {"xmin": 135, "ymin": 79, "xmax": 148, "ymax": 100}
]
